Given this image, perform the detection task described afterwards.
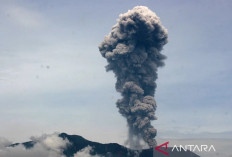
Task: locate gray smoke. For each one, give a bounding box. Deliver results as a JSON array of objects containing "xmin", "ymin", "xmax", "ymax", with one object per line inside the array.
[{"xmin": 99, "ymin": 6, "xmax": 168, "ymax": 148}]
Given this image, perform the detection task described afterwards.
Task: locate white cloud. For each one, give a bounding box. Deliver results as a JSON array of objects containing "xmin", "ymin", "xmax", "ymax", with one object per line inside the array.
[
  {"xmin": 2, "ymin": 4, "xmax": 44, "ymax": 28},
  {"xmin": 0, "ymin": 133, "xmax": 70, "ymax": 157},
  {"xmin": 6, "ymin": 6, "xmax": 42, "ymax": 28},
  {"xmin": 74, "ymin": 146, "xmax": 103, "ymax": 157},
  {"xmin": 31, "ymin": 133, "xmax": 70, "ymax": 154},
  {"xmin": 0, "ymin": 137, "xmax": 11, "ymax": 149}
]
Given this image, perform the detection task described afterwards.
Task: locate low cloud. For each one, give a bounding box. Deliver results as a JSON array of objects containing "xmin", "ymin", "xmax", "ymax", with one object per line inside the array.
[
  {"xmin": 0, "ymin": 133, "xmax": 70, "ymax": 157},
  {"xmin": 74, "ymin": 146, "xmax": 103, "ymax": 157},
  {"xmin": 0, "ymin": 133, "xmax": 105, "ymax": 157}
]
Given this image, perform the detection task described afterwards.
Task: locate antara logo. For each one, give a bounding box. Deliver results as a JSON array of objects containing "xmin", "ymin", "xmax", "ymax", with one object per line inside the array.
[
  {"xmin": 155, "ymin": 141, "xmax": 216, "ymax": 156},
  {"xmin": 172, "ymin": 144, "xmax": 216, "ymax": 152},
  {"xmin": 155, "ymin": 142, "xmax": 169, "ymax": 155}
]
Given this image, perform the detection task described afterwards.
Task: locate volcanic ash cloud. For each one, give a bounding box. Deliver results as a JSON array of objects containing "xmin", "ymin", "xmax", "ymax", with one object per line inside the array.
[{"xmin": 99, "ymin": 6, "xmax": 168, "ymax": 148}]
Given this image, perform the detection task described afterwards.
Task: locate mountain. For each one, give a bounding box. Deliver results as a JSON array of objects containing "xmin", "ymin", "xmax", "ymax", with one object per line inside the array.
[{"xmin": 10, "ymin": 133, "xmax": 200, "ymax": 157}]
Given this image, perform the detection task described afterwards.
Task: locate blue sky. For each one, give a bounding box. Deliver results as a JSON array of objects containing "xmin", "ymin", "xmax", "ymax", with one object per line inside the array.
[{"xmin": 0, "ymin": 0, "xmax": 232, "ymax": 144}]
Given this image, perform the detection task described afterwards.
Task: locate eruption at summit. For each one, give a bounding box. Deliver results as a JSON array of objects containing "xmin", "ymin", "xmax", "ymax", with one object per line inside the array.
[{"xmin": 99, "ymin": 6, "xmax": 168, "ymax": 148}]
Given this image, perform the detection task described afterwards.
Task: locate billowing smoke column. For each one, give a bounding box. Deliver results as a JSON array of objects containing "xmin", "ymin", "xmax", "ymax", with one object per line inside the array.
[{"xmin": 99, "ymin": 6, "xmax": 168, "ymax": 148}]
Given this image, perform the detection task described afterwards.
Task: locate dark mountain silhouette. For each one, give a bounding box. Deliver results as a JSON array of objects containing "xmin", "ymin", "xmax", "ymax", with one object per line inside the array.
[{"xmin": 10, "ymin": 133, "xmax": 200, "ymax": 157}]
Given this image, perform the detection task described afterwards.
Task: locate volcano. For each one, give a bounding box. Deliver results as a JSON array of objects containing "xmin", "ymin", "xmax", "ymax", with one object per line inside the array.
[{"xmin": 10, "ymin": 133, "xmax": 200, "ymax": 157}]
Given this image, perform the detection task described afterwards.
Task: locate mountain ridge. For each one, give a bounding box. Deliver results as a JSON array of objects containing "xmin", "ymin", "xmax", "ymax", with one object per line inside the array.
[{"xmin": 10, "ymin": 133, "xmax": 200, "ymax": 157}]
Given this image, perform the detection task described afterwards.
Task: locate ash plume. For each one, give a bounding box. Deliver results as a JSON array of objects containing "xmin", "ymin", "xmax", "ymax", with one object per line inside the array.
[{"xmin": 99, "ymin": 6, "xmax": 168, "ymax": 148}]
